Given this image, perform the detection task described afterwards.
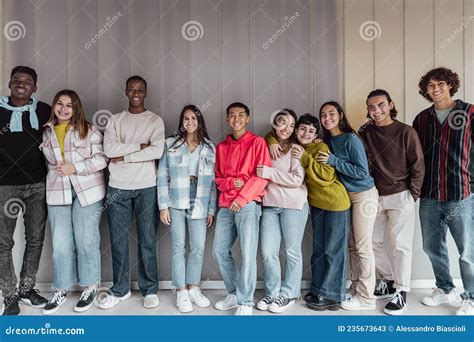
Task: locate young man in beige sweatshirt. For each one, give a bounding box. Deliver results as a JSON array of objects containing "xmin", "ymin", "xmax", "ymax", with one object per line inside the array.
[{"xmin": 99, "ymin": 76, "xmax": 165, "ymax": 310}]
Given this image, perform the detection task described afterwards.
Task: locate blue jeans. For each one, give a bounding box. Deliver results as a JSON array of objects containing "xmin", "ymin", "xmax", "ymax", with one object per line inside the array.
[
  {"xmin": 310, "ymin": 206, "xmax": 350, "ymax": 302},
  {"xmin": 107, "ymin": 186, "xmax": 158, "ymax": 297},
  {"xmin": 169, "ymin": 179, "xmax": 207, "ymax": 288},
  {"xmin": 420, "ymin": 195, "xmax": 474, "ymax": 299},
  {"xmin": 213, "ymin": 201, "xmax": 261, "ymax": 306},
  {"xmin": 260, "ymin": 203, "xmax": 309, "ymax": 298},
  {"xmin": 48, "ymin": 189, "xmax": 102, "ymax": 289}
]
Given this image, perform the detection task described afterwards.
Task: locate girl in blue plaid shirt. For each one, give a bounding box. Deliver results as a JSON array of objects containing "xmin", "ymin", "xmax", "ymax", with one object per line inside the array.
[{"xmin": 158, "ymin": 105, "xmax": 217, "ymax": 313}]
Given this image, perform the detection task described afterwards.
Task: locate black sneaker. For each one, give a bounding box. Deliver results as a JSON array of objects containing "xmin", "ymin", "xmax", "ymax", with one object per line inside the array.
[
  {"xmin": 306, "ymin": 295, "xmax": 340, "ymax": 311},
  {"xmin": 74, "ymin": 288, "xmax": 96, "ymax": 313},
  {"xmin": 3, "ymin": 295, "xmax": 20, "ymax": 316},
  {"xmin": 43, "ymin": 290, "xmax": 67, "ymax": 315},
  {"xmin": 384, "ymin": 290, "xmax": 407, "ymax": 315},
  {"xmin": 19, "ymin": 288, "xmax": 48, "ymax": 308},
  {"xmin": 304, "ymin": 292, "xmax": 317, "ymax": 303},
  {"xmin": 374, "ymin": 279, "xmax": 396, "ymax": 299},
  {"xmin": 256, "ymin": 295, "xmax": 274, "ymax": 311}
]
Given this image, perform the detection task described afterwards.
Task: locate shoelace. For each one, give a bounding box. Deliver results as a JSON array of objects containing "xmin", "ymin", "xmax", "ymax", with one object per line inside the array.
[
  {"xmin": 390, "ymin": 292, "xmax": 405, "ymax": 306},
  {"xmin": 177, "ymin": 292, "xmax": 190, "ymax": 306},
  {"xmin": 274, "ymin": 296, "xmax": 288, "ymax": 306},
  {"xmin": 49, "ymin": 290, "xmax": 66, "ymax": 305},
  {"xmin": 79, "ymin": 288, "xmax": 96, "ymax": 301},
  {"xmin": 192, "ymin": 287, "xmax": 205, "ymax": 300},
  {"xmin": 431, "ymin": 288, "xmax": 446, "ymax": 297},
  {"xmin": 261, "ymin": 296, "xmax": 273, "ymax": 304},
  {"xmin": 4, "ymin": 294, "xmax": 19, "ymax": 306},
  {"xmin": 375, "ymin": 280, "xmax": 388, "ymax": 294}
]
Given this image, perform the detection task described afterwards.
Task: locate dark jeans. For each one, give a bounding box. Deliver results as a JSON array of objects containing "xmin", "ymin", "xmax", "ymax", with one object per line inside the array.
[
  {"xmin": 106, "ymin": 186, "xmax": 158, "ymax": 297},
  {"xmin": 310, "ymin": 206, "xmax": 350, "ymax": 302},
  {"xmin": 0, "ymin": 183, "xmax": 47, "ymax": 298},
  {"xmin": 420, "ymin": 195, "xmax": 474, "ymax": 299}
]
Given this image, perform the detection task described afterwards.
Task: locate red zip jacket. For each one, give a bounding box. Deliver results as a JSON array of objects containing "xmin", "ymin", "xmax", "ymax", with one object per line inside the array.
[{"xmin": 215, "ymin": 131, "xmax": 271, "ymax": 208}]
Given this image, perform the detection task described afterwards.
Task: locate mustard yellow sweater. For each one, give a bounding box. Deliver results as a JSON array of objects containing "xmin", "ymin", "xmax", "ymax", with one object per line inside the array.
[{"xmin": 266, "ymin": 133, "xmax": 350, "ymax": 211}]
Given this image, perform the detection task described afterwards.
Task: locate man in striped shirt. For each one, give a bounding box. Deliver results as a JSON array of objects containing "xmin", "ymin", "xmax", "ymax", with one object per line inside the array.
[{"xmin": 413, "ymin": 67, "xmax": 473, "ymax": 316}]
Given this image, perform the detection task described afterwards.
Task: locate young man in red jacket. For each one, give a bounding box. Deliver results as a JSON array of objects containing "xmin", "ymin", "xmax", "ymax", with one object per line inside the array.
[{"xmin": 212, "ymin": 102, "xmax": 271, "ymax": 315}]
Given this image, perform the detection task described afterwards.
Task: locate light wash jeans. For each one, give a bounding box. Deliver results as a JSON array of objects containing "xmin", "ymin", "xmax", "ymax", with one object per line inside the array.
[
  {"xmin": 213, "ymin": 201, "xmax": 261, "ymax": 306},
  {"xmin": 420, "ymin": 194, "xmax": 474, "ymax": 299},
  {"xmin": 260, "ymin": 203, "xmax": 309, "ymax": 299},
  {"xmin": 169, "ymin": 178, "xmax": 207, "ymax": 288},
  {"xmin": 48, "ymin": 189, "xmax": 102, "ymax": 289}
]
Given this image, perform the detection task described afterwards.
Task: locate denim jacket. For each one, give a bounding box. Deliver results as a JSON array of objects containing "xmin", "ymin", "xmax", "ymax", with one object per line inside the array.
[{"xmin": 157, "ymin": 136, "xmax": 217, "ymax": 219}]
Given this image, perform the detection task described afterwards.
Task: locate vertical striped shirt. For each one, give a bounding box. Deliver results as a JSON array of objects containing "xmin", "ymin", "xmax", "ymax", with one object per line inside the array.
[{"xmin": 412, "ymin": 99, "xmax": 473, "ymax": 201}]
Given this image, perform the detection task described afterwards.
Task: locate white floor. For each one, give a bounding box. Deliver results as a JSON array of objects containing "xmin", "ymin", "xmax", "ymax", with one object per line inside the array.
[{"xmin": 11, "ymin": 288, "xmax": 463, "ymax": 316}]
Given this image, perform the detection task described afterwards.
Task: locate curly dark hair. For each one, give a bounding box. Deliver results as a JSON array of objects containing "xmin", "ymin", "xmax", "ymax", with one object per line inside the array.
[{"xmin": 418, "ymin": 67, "xmax": 460, "ymax": 102}]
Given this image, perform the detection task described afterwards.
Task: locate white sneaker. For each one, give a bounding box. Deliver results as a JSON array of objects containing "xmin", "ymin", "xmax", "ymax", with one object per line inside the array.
[
  {"xmin": 98, "ymin": 291, "xmax": 131, "ymax": 309},
  {"xmin": 456, "ymin": 299, "xmax": 473, "ymax": 315},
  {"xmin": 421, "ymin": 288, "xmax": 456, "ymax": 307},
  {"xmin": 235, "ymin": 305, "xmax": 253, "ymax": 315},
  {"xmin": 341, "ymin": 295, "xmax": 376, "ymax": 311},
  {"xmin": 144, "ymin": 294, "xmax": 160, "ymax": 309},
  {"xmin": 176, "ymin": 290, "xmax": 193, "ymax": 313},
  {"xmin": 269, "ymin": 296, "xmax": 295, "ymax": 313},
  {"xmin": 188, "ymin": 287, "xmax": 210, "ymax": 308},
  {"xmin": 214, "ymin": 294, "xmax": 238, "ymax": 311},
  {"xmin": 256, "ymin": 295, "xmax": 275, "ymax": 311}
]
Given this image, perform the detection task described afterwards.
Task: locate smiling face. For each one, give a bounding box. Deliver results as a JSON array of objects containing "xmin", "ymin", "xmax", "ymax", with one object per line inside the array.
[
  {"xmin": 126, "ymin": 79, "xmax": 147, "ymax": 111},
  {"xmin": 183, "ymin": 109, "xmax": 198, "ymax": 135},
  {"xmin": 53, "ymin": 95, "xmax": 74, "ymax": 124},
  {"xmin": 226, "ymin": 106, "xmax": 250, "ymax": 134},
  {"xmin": 9, "ymin": 72, "xmax": 37, "ymax": 104},
  {"xmin": 296, "ymin": 123, "xmax": 318, "ymax": 146},
  {"xmin": 274, "ymin": 113, "xmax": 295, "ymax": 142},
  {"xmin": 426, "ymin": 79, "xmax": 452, "ymax": 104},
  {"xmin": 320, "ymin": 104, "xmax": 342, "ymax": 133},
  {"xmin": 366, "ymin": 95, "xmax": 394, "ymax": 126}
]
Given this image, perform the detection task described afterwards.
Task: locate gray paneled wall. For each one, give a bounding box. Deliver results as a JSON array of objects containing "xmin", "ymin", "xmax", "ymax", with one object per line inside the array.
[
  {"xmin": 3, "ymin": 0, "xmax": 342, "ymax": 286},
  {"xmin": 3, "ymin": 0, "xmax": 470, "ymax": 287}
]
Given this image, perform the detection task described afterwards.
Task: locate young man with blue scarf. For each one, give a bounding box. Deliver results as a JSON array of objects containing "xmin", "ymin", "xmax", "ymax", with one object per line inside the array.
[{"xmin": 0, "ymin": 66, "xmax": 51, "ymax": 315}]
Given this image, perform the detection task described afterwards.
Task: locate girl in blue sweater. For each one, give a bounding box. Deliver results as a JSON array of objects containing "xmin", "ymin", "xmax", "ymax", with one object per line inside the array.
[{"xmin": 317, "ymin": 101, "xmax": 379, "ymax": 311}]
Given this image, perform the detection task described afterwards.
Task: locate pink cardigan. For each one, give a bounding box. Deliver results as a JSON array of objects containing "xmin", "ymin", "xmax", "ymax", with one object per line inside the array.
[{"xmin": 260, "ymin": 145, "xmax": 308, "ymax": 210}]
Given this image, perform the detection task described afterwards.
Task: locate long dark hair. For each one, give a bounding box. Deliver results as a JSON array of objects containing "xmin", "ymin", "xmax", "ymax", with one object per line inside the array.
[
  {"xmin": 271, "ymin": 108, "xmax": 297, "ymax": 154},
  {"xmin": 169, "ymin": 104, "xmax": 212, "ymax": 150},
  {"xmin": 48, "ymin": 89, "xmax": 91, "ymax": 140},
  {"xmin": 319, "ymin": 101, "xmax": 356, "ymax": 145}
]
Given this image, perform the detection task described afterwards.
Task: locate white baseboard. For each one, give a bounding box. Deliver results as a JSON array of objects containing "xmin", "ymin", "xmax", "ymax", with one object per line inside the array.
[{"xmin": 30, "ymin": 279, "xmax": 463, "ymax": 292}]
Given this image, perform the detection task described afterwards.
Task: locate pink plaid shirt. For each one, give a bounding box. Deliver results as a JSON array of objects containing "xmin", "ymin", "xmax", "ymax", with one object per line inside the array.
[{"xmin": 40, "ymin": 122, "xmax": 108, "ymax": 207}]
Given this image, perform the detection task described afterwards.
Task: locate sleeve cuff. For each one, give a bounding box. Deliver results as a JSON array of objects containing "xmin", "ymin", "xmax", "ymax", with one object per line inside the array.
[
  {"xmin": 73, "ymin": 162, "xmax": 87, "ymax": 175},
  {"xmin": 234, "ymin": 195, "xmax": 248, "ymax": 208},
  {"xmin": 124, "ymin": 154, "xmax": 132, "ymax": 163},
  {"xmin": 327, "ymin": 153, "xmax": 337, "ymax": 166},
  {"xmin": 260, "ymin": 165, "xmax": 273, "ymax": 179}
]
